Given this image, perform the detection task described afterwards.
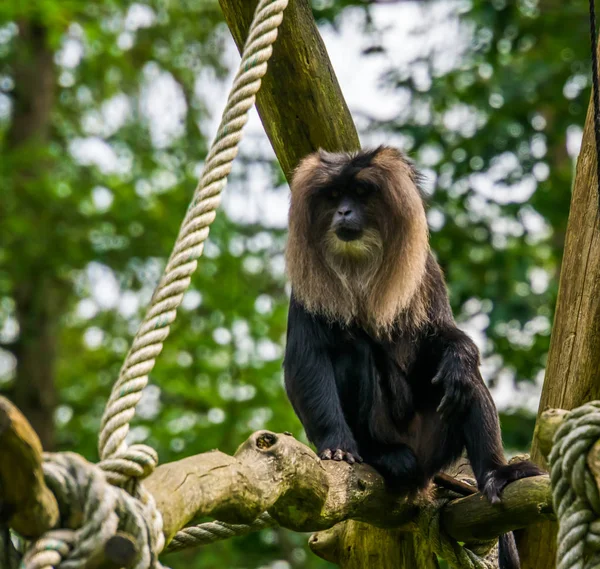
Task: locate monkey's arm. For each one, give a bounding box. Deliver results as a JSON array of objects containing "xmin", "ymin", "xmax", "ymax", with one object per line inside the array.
[
  {"xmin": 427, "ymin": 326, "xmax": 481, "ymax": 419},
  {"xmin": 284, "ymin": 297, "xmax": 361, "ymax": 463},
  {"xmin": 426, "ymin": 325, "xmax": 545, "ymax": 503}
]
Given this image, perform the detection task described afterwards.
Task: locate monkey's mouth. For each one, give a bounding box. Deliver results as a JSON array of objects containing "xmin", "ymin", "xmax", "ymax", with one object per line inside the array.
[
  {"xmin": 335, "ymin": 227, "xmax": 363, "ymax": 242},
  {"xmin": 325, "ymin": 228, "xmax": 383, "ymax": 261}
]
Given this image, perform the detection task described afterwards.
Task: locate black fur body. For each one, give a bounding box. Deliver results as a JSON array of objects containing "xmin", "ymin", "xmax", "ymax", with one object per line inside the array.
[{"xmin": 285, "ymin": 257, "xmax": 531, "ymax": 496}]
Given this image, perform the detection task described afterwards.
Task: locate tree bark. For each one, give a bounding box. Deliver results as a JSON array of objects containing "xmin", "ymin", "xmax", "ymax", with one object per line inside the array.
[
  {"xmin": 6, "ymin": 21, "xmax": 58, "ymax": 451},
  {"xmin": 519, "ymin": 80, "xmax": 600, "ymax": 567},
  {"xmin": 310, "ymin": 522, "xmax": 440, "ymax": 569}
]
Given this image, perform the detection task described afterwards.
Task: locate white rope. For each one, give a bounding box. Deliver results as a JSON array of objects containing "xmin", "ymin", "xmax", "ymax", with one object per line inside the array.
[
  {"xmin": 21, "ymin": 453, "xmax": 164, "ymax": 569},
  {"xmin": 165, "ymin": 512, "xmax": 276, "ymax": 552},
  {"xmin": 99, "ymin": 0, "xmax": 288, "ymax": 465},
  {"xmin": 15, "ymin": 3, "xmax": 288, "ymax": 569}
]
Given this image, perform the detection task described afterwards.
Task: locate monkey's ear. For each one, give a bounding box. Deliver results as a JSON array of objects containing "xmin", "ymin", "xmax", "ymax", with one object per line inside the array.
[
  {"xmin": 372, "ymin": 146, "xmax": 420, "ymax": 184},
  {"xmin": 297, "ymin": 152, "xmax": 322, "ymax": 170},
  {"xmin": 372, "ymin": 145, "xmax": 405, "ymax": 166},
  {"xmin": 291, "ymin": 152, "xmax": 324, "ymax": 191}
]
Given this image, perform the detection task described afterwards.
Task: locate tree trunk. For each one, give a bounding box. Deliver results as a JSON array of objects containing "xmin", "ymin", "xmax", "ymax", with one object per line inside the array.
[
  {"xmin": 7, "ymin": 22, "xmax": 55, "ymax": 147},
  {"xmin": 310, "ymin": 521, "xmax": 440, "ymax": 569},
  {"xmin": 7, "ymin": 21, "xmax": 58, "ymax": 451},
  {"xmin": 518, "ymin": 73, "xmax": 600, "ymax": 567},
  {"xmin": 218, "ymin": 0, "xmax": 361, "ymax": 183},
  {"xmin": 13, "ymin": 277, "xmax": 62, "ymax": 451}
]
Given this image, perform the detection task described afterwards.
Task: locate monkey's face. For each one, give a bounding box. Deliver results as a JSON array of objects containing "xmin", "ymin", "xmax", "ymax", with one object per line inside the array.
[
  {"xmin": 298, "ymin": 150, "xmax": 395, "ymax": 271},
  {"xmin": 314, "ymin": 182, "xmax": 383, "ymax": 263},
  {"xmin": 287, "ymin": 146, "xmax": 429, "ymax": 330}
]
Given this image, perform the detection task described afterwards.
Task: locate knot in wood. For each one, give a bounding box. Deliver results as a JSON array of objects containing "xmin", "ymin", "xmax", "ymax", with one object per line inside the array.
[{"xmin": 256, "ymin": 432, "xmax": 278, "ymax": 450}]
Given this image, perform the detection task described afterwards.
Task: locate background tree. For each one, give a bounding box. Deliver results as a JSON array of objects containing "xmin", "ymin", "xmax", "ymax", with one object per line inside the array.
[{"xmin": 0, "ymin": 0, "xmax": 590, "ymax": 567}]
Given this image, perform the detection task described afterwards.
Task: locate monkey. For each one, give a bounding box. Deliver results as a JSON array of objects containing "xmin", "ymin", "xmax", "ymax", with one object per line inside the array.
[{"xmin": 283, "ymin": 146, "xmax": 544, "ymax": 569}]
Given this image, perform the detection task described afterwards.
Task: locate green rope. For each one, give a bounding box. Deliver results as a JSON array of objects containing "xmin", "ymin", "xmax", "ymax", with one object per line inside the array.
[{"xmin": 550, "ymin": 401, "xmax": 600, "ymax": 569}]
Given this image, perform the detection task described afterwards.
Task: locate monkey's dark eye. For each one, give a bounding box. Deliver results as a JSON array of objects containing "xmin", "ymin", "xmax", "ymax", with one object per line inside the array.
[
  {"xmin": 331, "ymin": 189, "xmax": 341, "ymax": 198},
  {"xmin": 355, "ymin": 184, "xmax": 376, "ymax": 198}
]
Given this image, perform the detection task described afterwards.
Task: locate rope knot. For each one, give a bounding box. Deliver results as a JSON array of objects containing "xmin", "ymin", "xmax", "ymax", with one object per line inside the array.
[
  {"xmin": 19, "ymin": 453, "xmax": 165, "ymax": 569},
  {"xmin": 99, "ymin": 444, "xmax": 159, "ymax": 487}
]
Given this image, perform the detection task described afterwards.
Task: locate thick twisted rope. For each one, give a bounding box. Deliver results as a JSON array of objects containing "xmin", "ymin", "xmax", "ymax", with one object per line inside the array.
[
  {"xmin": 20, "ymin": 453, "xmax": 165, "ymax": 569},
  {"xmin": 550, "ymin": 401, "xmax": 600, "ymax": 569},
  {"xmin": 165, "ymin": 512, "xmax": 276, "ymax": 553},
  {"xmin": 99, "ymin": 0, "xmax": 288, "ymax": 466}
]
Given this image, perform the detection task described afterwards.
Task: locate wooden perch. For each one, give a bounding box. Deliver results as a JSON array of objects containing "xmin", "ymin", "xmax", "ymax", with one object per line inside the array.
[
  {"xmin": 145, "ymin": 430, "xmax": 553, "ymax": 546},
  {"xmin": 1, "ymin": 394, "xmax": 555, "ymax": 547},
  {"xmin": 0, "ymin": 396, "xmax": 58, "ymax": 538},
  {"xmin": 521, "ymin": 40, "xmax": 600, "ymax": 564},
  {"xmin": 2, "ymin": 396, "xmax": 559, "ymax": 561}
]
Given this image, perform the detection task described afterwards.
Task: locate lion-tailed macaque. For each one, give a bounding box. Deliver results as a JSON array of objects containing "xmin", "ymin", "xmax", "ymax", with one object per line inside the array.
[{"xmin": 283, "ymin": 146, "xmax": 543, "ymax": 569}]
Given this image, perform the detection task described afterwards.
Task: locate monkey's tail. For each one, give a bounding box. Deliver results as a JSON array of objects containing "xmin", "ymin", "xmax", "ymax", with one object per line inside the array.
[{"xmin": 498, "ymin": 532, "xmax": 520, "ymax": 569}]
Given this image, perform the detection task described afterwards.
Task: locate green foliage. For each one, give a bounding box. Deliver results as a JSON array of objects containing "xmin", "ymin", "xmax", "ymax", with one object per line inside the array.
[
  {"xmin": 0, "ymin": 0, "xmax": 320, "ymax": 566},
  {"xmin": 0, "ymin": 0, "xmax": 590, "ymax": 566},
  {"xmin": 376, "ymin": 0, "xmax": 586, "ymax": 390}
]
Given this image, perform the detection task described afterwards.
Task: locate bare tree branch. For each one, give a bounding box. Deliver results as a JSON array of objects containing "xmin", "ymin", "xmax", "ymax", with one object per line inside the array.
[{"xmin": 0, "ymin": 396, "xmax": 59, "ymax": 537}]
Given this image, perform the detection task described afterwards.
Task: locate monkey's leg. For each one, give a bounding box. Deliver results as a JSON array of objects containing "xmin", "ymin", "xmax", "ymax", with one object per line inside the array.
[
  {"xmin": 367, "ymin": 444, "xmax": 427, "ymax": 492},
  {"xmin": 425, "ymin": 326, "xmax": 543, "ymax": 502},
  {"xmin": 366, "ymin": 408, "xmax": 466, "ymax": 493}
]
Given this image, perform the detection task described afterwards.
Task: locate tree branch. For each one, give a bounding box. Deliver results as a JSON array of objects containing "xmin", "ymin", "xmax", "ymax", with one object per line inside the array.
[
  {"xmin": 145, "ymin": 430, "xmax": 553, "ymax": 546},
  {"xmin": 144, "ymin": 430, "xmax": 418, "ymax": 542},
  {"xmin": 1, "ymin": 396, "xmax": 556, "ymax": 554},
  {"xmin": 441, "ymin": 475, "xmax": 553, "ymax": 542},
  {"xmin": 0, "ymin": 396, "xmax": 59, "ymax": 537}
]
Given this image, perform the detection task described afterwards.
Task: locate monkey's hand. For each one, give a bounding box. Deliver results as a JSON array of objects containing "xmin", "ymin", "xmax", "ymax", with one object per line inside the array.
[
  {"xmin": 318, "ymin": 438, "xmax": 363, "ymax": 464},
  {"xmin": 482, "ymin": 461, "xmax": 545, "ymax": 505},
  {"xmin": 319, "ymin": 448, "xmax": 363, "ymax": 464},
  {"xmin": 432, "ymin": 354, "xmax": 476, "ymax": 419}
]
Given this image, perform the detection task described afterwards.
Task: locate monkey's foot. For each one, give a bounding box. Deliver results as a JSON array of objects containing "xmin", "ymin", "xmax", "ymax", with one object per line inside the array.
[
  {"xmin": 319, "ymin": 448, "xmax": 363, "ymax": 464},
  {"xmin": 482, "ymin": 461, "xmax": 545, "ymax": 505}
]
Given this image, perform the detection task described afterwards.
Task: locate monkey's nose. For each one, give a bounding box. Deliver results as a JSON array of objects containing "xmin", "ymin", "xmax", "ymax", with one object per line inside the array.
[{"xmin": 337, "ymin": 206, "xmax": 353, "ymax": 217}]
